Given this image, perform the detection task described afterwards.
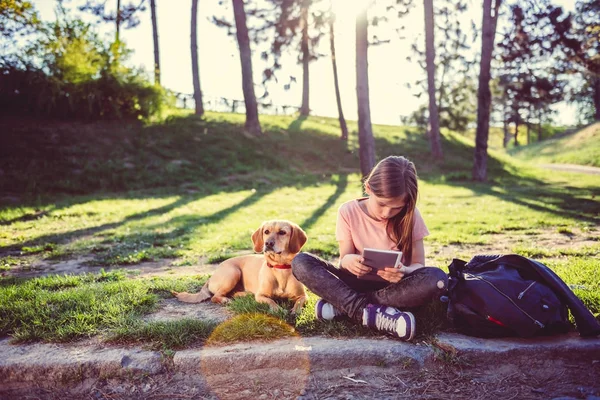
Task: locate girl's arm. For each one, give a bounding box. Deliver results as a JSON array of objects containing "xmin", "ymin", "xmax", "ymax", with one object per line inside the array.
[
  {"xmin": 338, "ymin": 240, "xmax": 372, "ymax": 277},
  {"xmin": 377, "ymin": 239, "xmax": 426, "ymax": 282}
]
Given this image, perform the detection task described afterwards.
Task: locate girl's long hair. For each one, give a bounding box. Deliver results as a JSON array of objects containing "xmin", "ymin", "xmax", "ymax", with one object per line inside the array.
[{"xmin": 364, "ymin": 156, "xmax": 418, "ymax": 264}]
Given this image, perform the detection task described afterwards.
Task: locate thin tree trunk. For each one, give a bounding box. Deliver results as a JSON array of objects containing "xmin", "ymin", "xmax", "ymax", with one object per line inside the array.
[
  {"xmin": 514, "ymin": 118, "xmax": 519, "ymax": 147},
  {"xmin": 150, "ymin": 0, "xmax": 160, "ymax": 85},
  {"xmin": 356, "ymin": 6, "xmax": 376, "ymax": 177},
  {"xmin": 503, "ymin": 97, "xmax": 510, "ymax": 148},
  {"xmin": 594, "ymin": 76, "xmax": 600, "ymax": 121},
  {"xmin": 300, "ymin": 0, "xmax": 310, "ymax": 116},
  {"xmin": 116, "ymin": 0, "xmax": 121, "ymax": 42},
  {"xmin": 537, "ymin": 108, "xmax": 542, "ymax": 141},
  {"xmin": 329, "ymin": 16, "xmax": 348, "ymax": 140},
  {"xmin": 232, "ymin": 0, "xmax": 261, "ymax": 135},
  {"xmin": 191, "ymin": 0, "xmax": 204, "ymax": 116},
  {"xmin": 503, "ymin": 117, "xmax": 509, "ymax": 148},
  {"xmin": 472, "ymin": 0, "xmax": 501, "ymax": 181},
  {"xmin": 424, "ymin": 0, "xmax": 443, "ymax": 158}
]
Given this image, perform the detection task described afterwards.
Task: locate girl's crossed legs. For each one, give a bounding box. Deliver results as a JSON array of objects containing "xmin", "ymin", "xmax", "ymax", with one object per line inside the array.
[{"xmin": 291, "ymin": 252, "xmax": 447, "ymax": 321}]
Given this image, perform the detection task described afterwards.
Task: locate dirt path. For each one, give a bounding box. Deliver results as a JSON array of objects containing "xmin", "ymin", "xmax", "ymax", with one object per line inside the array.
[
  {"xmin": 4, "ymin": 227, "xmax": 598, "ymax": 282},
  {"xmin": 540, "ymin": 163, "xmax": 600, "ymax": 175}
]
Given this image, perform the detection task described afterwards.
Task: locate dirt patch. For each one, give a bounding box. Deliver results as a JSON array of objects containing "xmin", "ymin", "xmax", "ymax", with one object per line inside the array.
[
  {"xmin": 540, "ymin": 163, "xmax": 600, "ymax": 175},
  {"xmin": 4, "ymin": 228, "xmax": 596, "ymax": 281},
  {"xmin": 2, "ymin": 257, "xmax": 218, "ymax": 280},
  {"xmin": 3, "ymin": 357, "xmax": 598, "ymax": 400},
  {"xmin": 428, "ymin": 227, "xmax": 599, "ymax": 262},
  {"xmin": 144, "ymin": 298, "xmax": 233, "ymax": 324}
]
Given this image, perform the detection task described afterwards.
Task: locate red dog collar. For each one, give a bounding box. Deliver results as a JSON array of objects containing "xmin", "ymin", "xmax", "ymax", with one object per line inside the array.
[{"xmin": 269, "ymin": 264, "xmax": 291, "ymax": 269}]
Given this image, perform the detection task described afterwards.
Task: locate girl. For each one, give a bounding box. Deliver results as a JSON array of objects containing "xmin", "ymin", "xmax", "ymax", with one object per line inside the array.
[{"xmin": 291, "ymin": 156, "xmax": 447, "ymax": 340}]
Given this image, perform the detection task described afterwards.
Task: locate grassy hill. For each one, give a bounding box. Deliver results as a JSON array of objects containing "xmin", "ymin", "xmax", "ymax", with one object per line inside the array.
[
  {"xmin": 0, "ymin": 110, "xmax": 598, "ymax": 344},
  {"xmin": 508, "ymin": 122, "xmax": 600, "ymax": 167}
]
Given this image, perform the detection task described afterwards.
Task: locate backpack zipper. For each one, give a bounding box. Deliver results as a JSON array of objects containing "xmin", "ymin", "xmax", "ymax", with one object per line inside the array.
[
  {"xmin": 464, "ymin": 273, "xmax": 545, "ymax": 328},
  {"xmin": 518, "ymin": 281, "xmax": 536, "ymax": 300}
]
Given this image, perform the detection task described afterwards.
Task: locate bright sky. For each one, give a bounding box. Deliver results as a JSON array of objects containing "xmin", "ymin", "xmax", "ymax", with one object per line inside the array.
[{"xmin": 32, "ymin": 0, "xmax": 577, "ymax": 126}]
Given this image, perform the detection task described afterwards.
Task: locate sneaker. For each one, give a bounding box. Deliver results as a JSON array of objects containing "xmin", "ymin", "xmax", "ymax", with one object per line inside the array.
[
  {"xmin": 315, "ymin": 299, "xmax": 344, "ymax": 321},
  {"xmin": 362, "ymin": 304, "xmax": 415, "ymax": 341}
]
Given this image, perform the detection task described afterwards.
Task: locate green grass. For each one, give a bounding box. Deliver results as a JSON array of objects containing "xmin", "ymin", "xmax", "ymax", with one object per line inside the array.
[
  {"xmin": 0, "ymin": 110, "xmax": 599, "ymax": 345},
  {"xmin": 108, "ymin": 318, "xmax": 217, "ymax": 350},
  {"xmin": 0, "ymin": 271, "xmax": 207, "ymax": 343},
  {"xmin": 509, "ymin": 122, "xmax": 600, "ymax": 167}
]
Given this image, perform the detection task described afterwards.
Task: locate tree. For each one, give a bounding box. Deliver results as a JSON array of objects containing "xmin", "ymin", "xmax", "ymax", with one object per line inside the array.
[
  {"xmin": 267, "ymin": 0, "xmax": 347, "ymax": 136},
  {"xmin": 0, "ymin": 0, "xmax": 40, "ymax": 39},
  {"xmin": 554, "ymin": 0, "xmax": 600, "ymax": 121},
  {"xmin": 407, "ymin": 0, "xmax": 476, "ymax": 134},
  {"xmin": 79, "ymin": 0, "xmax": 146, "ymax": 43},
  {"xmin": 498, "ymin": 2, "xmax": 566, "ymax": 145},
  {"xmin": 299, "ymin": 0, "xmax": 310, "ymax": 116},
  {"xmin": 191, "ymin": 0, "xmax": 204, "ymax": 116},
  {"xmin": 356, "ymin": 5, "xmax": 375, "ymax": 177},
  {"xmin": 150, "ymin": 0, "xmax": 160, "ymax": 85},
  {"xmin": 472, "ymin": 0, "xmax": 501, "ymax": 182},
  {"xmin": 423, "ymin": 0, "xmax": 442, "ymax": 158},
  {"xmin": 328, "ymin": 9, "xmax": 348, "ymax": 140},
  {"xmin": 261, "ymin": 0, "xmax": 325, "ymax": 117},
  {"xmin": 232, "ymin": 0, "xmax": 262, "ymax": 135}
]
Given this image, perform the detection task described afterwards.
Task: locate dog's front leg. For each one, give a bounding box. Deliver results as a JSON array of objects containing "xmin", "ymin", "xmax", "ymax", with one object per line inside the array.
[
  {"xmin": 255, "ymin": 293, "xmax": 280, "ymax": 311},
  {"xmin": 291, "ymin": 295, "xmax": 306, "ymax": 314}
]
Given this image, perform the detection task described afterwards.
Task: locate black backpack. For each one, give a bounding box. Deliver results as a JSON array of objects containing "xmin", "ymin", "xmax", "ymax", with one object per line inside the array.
[{"xmin": 447, "ymin": 254, "xmax": 572, "ymax": 338}]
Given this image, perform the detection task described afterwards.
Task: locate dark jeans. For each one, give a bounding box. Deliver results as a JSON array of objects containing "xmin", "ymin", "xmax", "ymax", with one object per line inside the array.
[{"xmin": 292, "ymin": 252, "xmax": 448, "ymax": 320}]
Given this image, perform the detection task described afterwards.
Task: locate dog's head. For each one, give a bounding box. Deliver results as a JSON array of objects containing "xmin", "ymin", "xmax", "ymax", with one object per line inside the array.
[{"xmin": 251, "ymin": 220, "xmax": 307, "ymax": 261}]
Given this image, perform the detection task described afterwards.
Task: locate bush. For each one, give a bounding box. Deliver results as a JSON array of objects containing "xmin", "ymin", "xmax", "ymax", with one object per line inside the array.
[
  {"xmin": 0, "ymin": 15, "xmax": 172, "ymax": 120},
  {"xmin": 0, "ymin": 63, "xmax": 172, "ymax": 121}
]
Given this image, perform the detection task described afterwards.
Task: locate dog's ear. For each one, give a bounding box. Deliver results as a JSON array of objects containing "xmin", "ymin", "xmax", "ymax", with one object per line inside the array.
[
  {"xmin": 251, "ymin": 223, "xmax": 265, "ymax": 253},
  {"xmin": 288, "ymin": 223, "xmax": 307, "ymax": 254}
]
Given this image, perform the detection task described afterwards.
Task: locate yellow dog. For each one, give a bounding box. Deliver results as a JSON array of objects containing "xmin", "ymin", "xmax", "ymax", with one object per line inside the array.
[{"xmin": 173, "ymin": 220, "xmax": 308, "ymax": 313}]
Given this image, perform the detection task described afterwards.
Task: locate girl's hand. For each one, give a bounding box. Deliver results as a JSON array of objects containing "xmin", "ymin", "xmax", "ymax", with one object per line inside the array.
[
  {"xmin": 341, "ymin": 254, "xmax": 372, "ymax": 277},
  {"xmin": 377, "ymin": 264, "xmax": 405, "ymax": 283}
]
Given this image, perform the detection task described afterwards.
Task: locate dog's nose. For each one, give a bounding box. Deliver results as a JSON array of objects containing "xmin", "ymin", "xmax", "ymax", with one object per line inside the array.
[{"xmin": 265, "ymin": 240, "xmax": 275, "ymax": 249}]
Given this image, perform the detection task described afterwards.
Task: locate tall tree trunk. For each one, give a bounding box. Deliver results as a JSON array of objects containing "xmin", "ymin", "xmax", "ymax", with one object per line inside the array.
[
  {"xmin": 503, "ymin": 98, "xmax": 510, "ymax": 148},
  {"xmin": 472, "ymin": 0, "xmax": 501, "ymax": 181},
  {"xmin": 594, "ymin": 76, "xmax": 600, "ymax": 121},
  {"xmin": 232, "ymin": 0, "xmax": 261, "ymax": 135},
  {"xmin": 356, "ymin": 6, "xmax": 376, "ymax": 177},
  {"xmin": 537, "ymin": 108, "xmax": 542, "ymax": 141},
  {"xmin": 150, "ymin": 0, "xmax": 160, "ymax": 85},
  {"xmin": 191, "ymin": 0, "xmax": 204, "ymax": 116},
  {"xmin": 299, "ymin": 0, "xmax": 310, "ymax": 116},
  {"xmin": 116, "ymin": 0, "xmax": 121, "ymax": 42},
  {"xmin": 329, "ymin": 16, "xmax": 348, "ymax": 140},
  {"xmin": 503, "ymin": 118, "xmax": 510, "ymax": 148},
  {"xmin": 424, "ymin": 0, "xmax": 443, "ymax": 158},
  {"xmin": 514, "ymin": 118, "xmax": 519, "ymax": 147}
]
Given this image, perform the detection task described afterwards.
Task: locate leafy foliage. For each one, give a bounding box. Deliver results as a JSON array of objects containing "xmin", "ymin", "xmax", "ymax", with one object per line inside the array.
[
  {"xmin": 0, "ymin": 12, "xmax": 171, "ymax": 120},
  {"xmin": 406, "ymin": 0, "xmax": 476, "ymax": 132},
  {"xmin": 0, "ymin": 0, "xmax": 40, "ymax": 38},
  {"xmin": 497, "ymin": 1, "xmax": 566, "ymax": 146}
]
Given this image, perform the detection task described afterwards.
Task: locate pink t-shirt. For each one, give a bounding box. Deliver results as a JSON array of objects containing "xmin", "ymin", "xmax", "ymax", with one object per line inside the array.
[{"xmin": 335, "ymin": 198, "xmax": 429, "ymax": 259}]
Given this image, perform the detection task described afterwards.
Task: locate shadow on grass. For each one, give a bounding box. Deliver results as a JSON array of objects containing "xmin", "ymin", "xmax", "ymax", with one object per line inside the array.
[
  {"xmin": 0, "ymin": 113, "xmax": 359, "ymax": 263},
  {"xmin": 0, "ymin": 194, "xmax": 206, "ymax": 253},
  {"xmin": 288, "ymin": 115, "xmax": 307, "ymax": 132},
  {"xmin": 376, "ymin": 128, "xmax": 600, "ymax": 225},
  {"xmin": 1, "ymin": 112, "xmax": 598, "ymax": 267},
  {"xmin": 461, "ymin": 178, "xmax": 600, "ymax": 225},
  {"xmin": 300, "ymin": 174, "xmax": 348, "ymax": 231}
]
